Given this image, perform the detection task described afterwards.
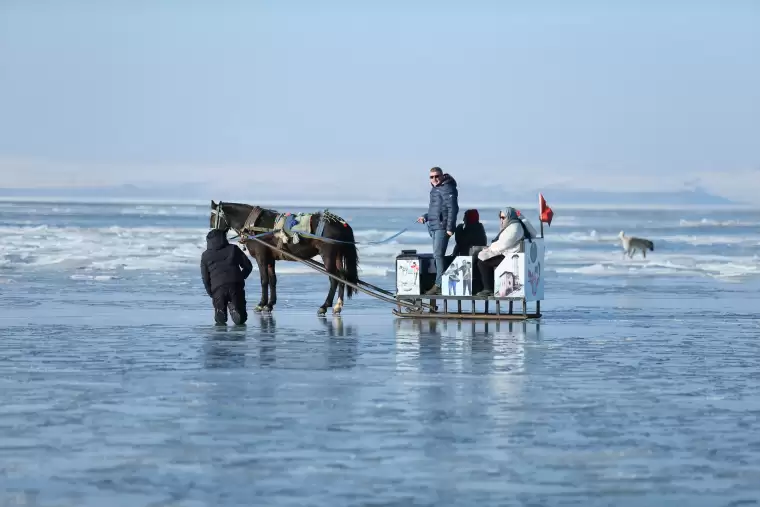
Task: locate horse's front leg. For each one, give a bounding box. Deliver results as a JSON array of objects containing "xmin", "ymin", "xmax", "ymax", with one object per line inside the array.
[
  {"xmin": 254, "ymin": 257, "xmax": 269, "ymax": 313},
  {"xmin": 266, "ymin": 261, "xmax": 277, "ymax": 312}
]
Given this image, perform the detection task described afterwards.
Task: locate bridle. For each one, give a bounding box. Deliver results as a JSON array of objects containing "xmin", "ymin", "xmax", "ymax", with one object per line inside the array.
[
  {"xmin": 212, "ymin": 202, "xmax": 270, "ymax": 245},
  {"xmin": 211, "ymin": 201, "xmax": 227, "ymax": 229},
  {"xmin": 212, "ymin": 202, "xmax": 249, "ymax": 243},
  {"xmin": 211, "ymin": 201, "xmax": 241, "ymax": 237}
]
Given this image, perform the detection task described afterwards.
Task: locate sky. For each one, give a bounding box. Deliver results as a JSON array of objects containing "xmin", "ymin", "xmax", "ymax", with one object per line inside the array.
[{"xmin": 0, "ymin": 0, "xmax": 758, "ymax": 202}]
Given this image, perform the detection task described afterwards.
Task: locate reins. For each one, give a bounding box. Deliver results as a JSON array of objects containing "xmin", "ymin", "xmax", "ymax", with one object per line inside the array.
[{"xmin": 213, "ymin": 202, "xmax": 413, "ymax": 247}]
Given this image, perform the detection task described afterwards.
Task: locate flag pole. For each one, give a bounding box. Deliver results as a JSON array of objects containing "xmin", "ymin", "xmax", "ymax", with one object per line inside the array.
[
  {"xmin": 539, "ymin": 193, "xmax": 544, "ymax": 238},
  {"xmin": 536, "ymin": 193, "xmax": 543, "ymax": 318}
]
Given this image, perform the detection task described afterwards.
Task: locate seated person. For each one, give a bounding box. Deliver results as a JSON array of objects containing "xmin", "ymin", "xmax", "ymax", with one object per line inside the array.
[
  {"xmin": 475, "ymin": 207, "xmax": 538, "ymax": 297},
  {"xmin": 451, "ymin": 209, "xmax": 488, "ymax": 257}
]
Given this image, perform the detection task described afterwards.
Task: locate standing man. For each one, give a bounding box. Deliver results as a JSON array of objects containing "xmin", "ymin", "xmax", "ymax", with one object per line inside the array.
[{"xmin": 416, "ymin": 166, "xmax": 459, "ymax": 295}]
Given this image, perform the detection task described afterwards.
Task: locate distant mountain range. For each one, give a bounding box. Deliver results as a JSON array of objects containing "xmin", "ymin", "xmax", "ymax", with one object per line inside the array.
[
  {"xmin": 0, "ymin": 182, "xmax": 741, "ymax": 207},
  {"xmin": 0, "ymin": 183, "xmax": 203, "ymax": 200},
  {"xmin": 512, "ymin": 186, "xmax": 738, "ymax": 206}
]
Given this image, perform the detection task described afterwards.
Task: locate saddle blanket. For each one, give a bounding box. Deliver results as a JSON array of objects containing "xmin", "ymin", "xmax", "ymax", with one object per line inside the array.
[
  {"xmin": 285, "ymin": 213, "xmax": 312, "ymax": 234},
  {"xmin": 274, "ymin": 212, "xmax": 313, "ymax": 244}
]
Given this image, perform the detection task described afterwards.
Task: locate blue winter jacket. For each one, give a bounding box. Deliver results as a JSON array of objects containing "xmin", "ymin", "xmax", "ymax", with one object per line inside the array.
[{"xmin": 423, "ymin": 173, "xmax": 459, "ymax": 233}]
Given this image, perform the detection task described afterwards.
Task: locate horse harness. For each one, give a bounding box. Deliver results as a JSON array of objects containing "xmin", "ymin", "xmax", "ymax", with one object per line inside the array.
[{"xmin": 213, "ymin": 202, "xmax": 348, "ymax": 249}]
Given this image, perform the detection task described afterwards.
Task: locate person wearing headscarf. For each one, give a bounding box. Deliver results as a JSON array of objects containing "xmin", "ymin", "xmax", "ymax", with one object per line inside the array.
[{"xmin": 475, "ymin": 207, "xmax": 536, "ymax": 297}]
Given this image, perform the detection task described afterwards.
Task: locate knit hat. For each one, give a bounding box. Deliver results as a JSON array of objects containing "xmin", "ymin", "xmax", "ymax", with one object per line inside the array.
[{"xmin": 464, "ymin": 209, "xmax": 479, "ymax": 225}]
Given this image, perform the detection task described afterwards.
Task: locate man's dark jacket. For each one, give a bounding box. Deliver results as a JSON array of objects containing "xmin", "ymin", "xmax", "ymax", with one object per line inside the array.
[
  {"xmin": 200, "ymin": 229, "xmax": 253, "ymax": 296},
  {"xmin": 423, "ymin": 173, "xmax": 459, "ymax": 233}
]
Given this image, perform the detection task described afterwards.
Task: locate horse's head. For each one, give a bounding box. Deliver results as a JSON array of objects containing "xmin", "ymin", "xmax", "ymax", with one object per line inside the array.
[
  {"xmin": 209, "ymin": 200, "xmax": 225, "ymax": 230},
  {"xmin": 209, "ymin": 200, "xmax": 252, "ymax": 232}
]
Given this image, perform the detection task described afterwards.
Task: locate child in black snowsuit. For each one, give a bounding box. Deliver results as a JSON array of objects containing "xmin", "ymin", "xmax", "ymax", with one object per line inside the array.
[{"xmin": 200, "ymin": 229, "xmax": 253, "ymax": 325}]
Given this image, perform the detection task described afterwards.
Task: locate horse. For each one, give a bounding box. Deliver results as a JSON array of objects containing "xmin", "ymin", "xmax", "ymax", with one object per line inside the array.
[{"xmin": 209, "ymin": 200, "xmax": 360, "ymax": 316}]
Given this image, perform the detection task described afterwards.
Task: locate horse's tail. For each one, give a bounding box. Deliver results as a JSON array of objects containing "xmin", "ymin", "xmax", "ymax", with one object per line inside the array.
[{"xmin": 339, "ymin": 226, "xmax": 360, "ymax": 299}]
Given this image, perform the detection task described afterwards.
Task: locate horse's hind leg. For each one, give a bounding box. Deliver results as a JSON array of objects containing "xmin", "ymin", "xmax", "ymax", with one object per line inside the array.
[
  {"xmin": 319, "ymin": 248, "xmax": 339, "ymax": 316},
  {"xmin": 318, "ymin": 279, "xmax": 339, "ymax": 316},
  {"xmin": 319, "ymin": 277, "xmax": 339, "ymax": 316},
  {"xmin": 334, "ymin": 282, "xmax": 345, "ymax": 315},
  {"xmin": 333, "ymin": 254, "xmax": 345, "ymax": 315}
]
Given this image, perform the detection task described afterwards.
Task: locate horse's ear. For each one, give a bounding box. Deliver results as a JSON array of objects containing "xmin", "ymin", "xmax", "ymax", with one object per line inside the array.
[{"xmin": 211, "ymin": 200, "xmax": 217, "ymax": 209}]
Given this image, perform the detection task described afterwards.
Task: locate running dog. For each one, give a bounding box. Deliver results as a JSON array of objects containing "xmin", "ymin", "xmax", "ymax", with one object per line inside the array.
[{"xmin": 619, "ymin": 230, "xmax": 654, "ymax": 259}]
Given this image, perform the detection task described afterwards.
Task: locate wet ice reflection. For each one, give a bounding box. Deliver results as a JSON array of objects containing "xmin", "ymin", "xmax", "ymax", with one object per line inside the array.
[
  {"xmin": 394, "ymin": 318, "xmax": 535, "ymax": 376},
  {"xmin": 3, "ymin": 313, "xmax": 760, "ymax": 505}
]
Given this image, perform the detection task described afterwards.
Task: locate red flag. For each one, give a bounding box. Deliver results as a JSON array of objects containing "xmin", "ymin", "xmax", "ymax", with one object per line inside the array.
[{"xmin": 539, "ymin": 193, "xmax": 553, "ymax": 226}]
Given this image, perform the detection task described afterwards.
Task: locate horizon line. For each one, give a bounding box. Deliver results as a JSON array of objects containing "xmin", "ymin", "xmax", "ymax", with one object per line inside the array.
[{"xmin": 0, "ymin": 195, "xmax": 755, "ymax": 211}]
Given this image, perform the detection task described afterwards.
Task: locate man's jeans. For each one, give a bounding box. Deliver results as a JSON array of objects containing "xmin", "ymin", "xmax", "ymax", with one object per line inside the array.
[{"xmin": 430, "ymin": 229, "xmax": 450, "ymax": 287}]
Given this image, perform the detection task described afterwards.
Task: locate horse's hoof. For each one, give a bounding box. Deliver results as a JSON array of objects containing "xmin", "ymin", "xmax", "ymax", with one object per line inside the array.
[
  {"xmin": 263, "ymin": 305, "xmax": 274, "ymax": 313},
  {"xmin": 332, "ymin": 306, "xmax": 342, "ymax": 315},
  {"xmin": 317, "ymin": 307, "xmax": 327, "ymax": 316},
  {"xmin": 254, "ymin": 305, "xmax": 264, "ymax": 313}
]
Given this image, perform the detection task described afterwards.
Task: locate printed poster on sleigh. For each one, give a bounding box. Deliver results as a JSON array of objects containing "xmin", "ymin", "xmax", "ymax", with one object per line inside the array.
[
  {"xmin": 441, "ymin": 256, "xmax": 474, "ymax": 296},
  {"xmin": 493, "ymin": 238, "xmax": 545, "ymax": 301},
  {"xmin": 523, "ymin": 238, "xmax": 545, "ymax": 301},
  {"xmin": 396, "ymin": 259, "xmax": 421, "ymax": 295},
  {"xmin": 396, "ymin": 254, "xmax": 436, "ymax": 296}
]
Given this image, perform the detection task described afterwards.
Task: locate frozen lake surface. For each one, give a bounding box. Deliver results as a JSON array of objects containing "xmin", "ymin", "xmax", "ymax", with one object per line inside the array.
[{"xmin": 2, "ymin": 202, "xmax": 760, "ymax": 505}]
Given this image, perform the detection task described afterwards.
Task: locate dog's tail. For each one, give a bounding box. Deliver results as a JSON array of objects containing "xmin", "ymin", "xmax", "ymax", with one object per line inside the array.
[{"xmin": 644, "ymin": 240, "xmax": 654, "ymax": 251}]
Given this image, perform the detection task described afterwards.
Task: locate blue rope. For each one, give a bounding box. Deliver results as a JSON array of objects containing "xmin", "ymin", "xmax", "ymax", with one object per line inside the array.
[
  {"xmin": 230, "ymin": 230, "xmax": 274, "ymax": 242},
  {"xmin": 238, "ymin": 226, "xmax": 410, "ymax": 246},
  {"xmin": 293, "ymin": 228, "xmax": 409, "ymax": 246}
]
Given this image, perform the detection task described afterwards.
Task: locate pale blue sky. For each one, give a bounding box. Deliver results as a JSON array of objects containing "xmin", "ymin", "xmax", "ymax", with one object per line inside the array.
[{"xmin": 0, "ymin": 0, "xmax": 758, "ymax": 200}]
